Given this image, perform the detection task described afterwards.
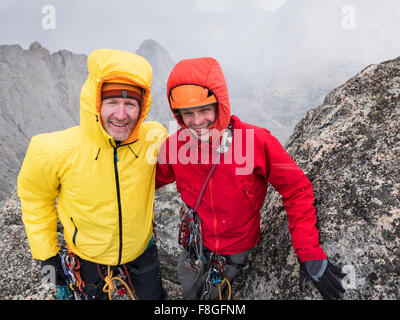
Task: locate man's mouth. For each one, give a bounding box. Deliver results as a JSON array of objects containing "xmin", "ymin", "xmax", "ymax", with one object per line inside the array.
[
  {"xmin": 192, "ymin": 127, "xmax": 208, "ymax": 133},
  {"xmin": 110, "ymin": 122, "xmax": 129, "ymax": 128}
]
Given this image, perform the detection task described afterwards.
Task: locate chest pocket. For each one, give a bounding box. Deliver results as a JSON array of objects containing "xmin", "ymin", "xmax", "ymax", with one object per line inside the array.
[{"xmin": 240, "ymin": 175, "xmax": 258, "ymax": 212}]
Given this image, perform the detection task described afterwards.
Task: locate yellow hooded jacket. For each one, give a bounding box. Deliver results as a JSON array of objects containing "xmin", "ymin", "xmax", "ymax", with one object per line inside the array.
[{"xmin": 17, "ymin": 49, "xmax": 167, "ymax": 265}]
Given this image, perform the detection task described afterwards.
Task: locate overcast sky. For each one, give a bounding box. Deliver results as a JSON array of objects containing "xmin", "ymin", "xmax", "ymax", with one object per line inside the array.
[
  {"xmin": 0, "ymin": 0, "xmax": 399, "ymax": 74},
  {"xmin": 0, "ymin": 0, "xmax": 287, "ymax": 58},
  {"xmin": 1, "ymin": 0, "xmax": 400, "ymax": 143}
]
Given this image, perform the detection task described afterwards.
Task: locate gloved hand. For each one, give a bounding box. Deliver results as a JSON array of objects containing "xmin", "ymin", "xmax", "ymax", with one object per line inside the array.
[
  {"xmin": 299, "ymin": 259, "xmax": 346, "ymax": 300},
  {"xmin": 41, "ymin": 253, "xmax": 67, "ymax": 286}
]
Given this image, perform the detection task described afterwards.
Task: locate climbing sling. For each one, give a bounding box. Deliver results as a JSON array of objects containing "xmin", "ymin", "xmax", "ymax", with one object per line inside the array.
[{"xmin": 178, "ymin": 162, "xmax": 217, "ymax": 272}]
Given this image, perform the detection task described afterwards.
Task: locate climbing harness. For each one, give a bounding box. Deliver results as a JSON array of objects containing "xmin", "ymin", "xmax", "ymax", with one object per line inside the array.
[
  {"xmin": 56, "ymin": 245, "xmax": 136, "ymax": 300},
  {"xmin": 209, "ymin": 254, "xmax": 227, "ymax": 286},
  {"xmin": 201, "ymin": 253, "xmax": 231, "ymax": 300}
]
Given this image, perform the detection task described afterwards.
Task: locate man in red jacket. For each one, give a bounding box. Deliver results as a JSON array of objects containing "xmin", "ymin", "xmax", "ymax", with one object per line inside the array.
[{"xmin": 156, "ymin": 57, "xmax": 345, "ymax": 300}]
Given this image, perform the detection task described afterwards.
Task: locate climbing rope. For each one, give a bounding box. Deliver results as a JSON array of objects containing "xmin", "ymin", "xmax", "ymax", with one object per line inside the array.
[{"xmin": 101, "ymin": 265, "xmax": 136, "ymax": 300}]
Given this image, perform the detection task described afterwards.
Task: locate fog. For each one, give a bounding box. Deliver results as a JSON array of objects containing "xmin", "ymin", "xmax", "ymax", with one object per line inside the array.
[
  {"xmin": 0, "ymin": 0, "xmax": 286, "ymax": 59},
  {"xmin": 1, "ymin": 0, "xmax": 399, "ymax": 141},
  {"xmin": 1, "ymin": 0, "xmax": 398, "ymax": 63}
]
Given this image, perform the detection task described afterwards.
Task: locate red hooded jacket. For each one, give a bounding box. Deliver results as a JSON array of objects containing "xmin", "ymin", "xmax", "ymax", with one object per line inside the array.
[{"xmin": 156, "ymin": 57, "xmax": 327, "ymax": 262}]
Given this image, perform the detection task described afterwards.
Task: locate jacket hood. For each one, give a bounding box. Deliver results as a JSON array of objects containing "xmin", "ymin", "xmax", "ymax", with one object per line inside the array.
[
  {"xmin": 166, "ymin": 57, "xmax": 231, "ymax": 132},
  {"xmin": 80, "ymin": 48, "xmax": 152, "ymax": 147}
]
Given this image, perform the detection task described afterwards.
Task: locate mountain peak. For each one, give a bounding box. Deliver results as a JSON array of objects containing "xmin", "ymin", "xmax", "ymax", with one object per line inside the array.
[
  {"xmin": 137, "ymin": 39, "xmax": 163, "ymax": 51},
  {"xmin": 28, "ymin": 41, "xmax": 42, "ymax": 50},
  {"xmin": 136, "ymin": 39, "xmax": 174, "ymax": 77}
]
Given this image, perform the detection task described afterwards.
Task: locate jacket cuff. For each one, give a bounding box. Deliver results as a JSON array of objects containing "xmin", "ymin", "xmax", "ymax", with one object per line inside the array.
[{"xmin": 296, "ymin": 246, "xmax": 327, "ymax": 263}]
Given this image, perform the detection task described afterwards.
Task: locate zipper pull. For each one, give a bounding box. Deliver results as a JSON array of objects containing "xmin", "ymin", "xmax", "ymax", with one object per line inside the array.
[{"xmin": 115, "ymin": 153, "xmax": 119, "ymax": 162}]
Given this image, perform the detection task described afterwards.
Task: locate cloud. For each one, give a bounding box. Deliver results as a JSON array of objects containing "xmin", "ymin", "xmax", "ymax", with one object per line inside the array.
[
  {"xmin": 0, "ymin": 0, "xmax": 14, "ymax": 11},
  {"xmin": 207, "ymin": 21, "xmax": 226, "ymax": 39},
  {"xmin": 249, "ymin": 0, "xmax": 288, "ymax": 12},
  {"xmin": 194, "ymin": 0, "xmax": 287, "ymax": 13},
  {"xmin": 194, "ymin": 0, "xmax": 232, "ymax": 13}
]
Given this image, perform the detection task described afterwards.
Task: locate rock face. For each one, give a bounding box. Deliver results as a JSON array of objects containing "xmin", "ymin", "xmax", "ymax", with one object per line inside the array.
[
  {"xmin": 1, "ymin": 50, "xmax": 399, "ymax": 299},
  {"xmin": 0, "ymin": 42, "xmax": 87, "ymax": 203},
  {"xmin": 0, "ymin": 191, "xmax": 47, "ymax": 299},
  {"xmin": 153, "ymin": 183, "xmax": 183, "ymax": 284},
  {"xmin": 233, "ymin": 56, "xmax": 400, "ymax": 299}
]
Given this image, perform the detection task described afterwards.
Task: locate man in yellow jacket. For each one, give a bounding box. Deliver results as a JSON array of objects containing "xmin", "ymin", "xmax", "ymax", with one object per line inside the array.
[{"xmin": 17, "ymin": 49, "xmax": 168, "ymax": 300}]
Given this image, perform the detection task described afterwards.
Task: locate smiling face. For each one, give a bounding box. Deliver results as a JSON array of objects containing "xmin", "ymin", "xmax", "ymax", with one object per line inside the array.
[
  {"xmin": 100, "ymin": 97, "xmax": 140, "ymax": 142},
  {"xmin": 180, "ymin": 104, "xmax": 217, "ymax": 141}
]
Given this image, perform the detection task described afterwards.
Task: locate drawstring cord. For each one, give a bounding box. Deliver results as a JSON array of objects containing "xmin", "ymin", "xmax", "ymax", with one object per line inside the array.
[
  {"xmin": 128, "ymin": 145, "xmax": 139, "ymax": 158},
  {"xmin": 95, "ymin": 148, "xmax": 101, "ymax": 160},
  {"xmin": 95, "ymin": 144, "xmax": 138, "ymax": 161}
]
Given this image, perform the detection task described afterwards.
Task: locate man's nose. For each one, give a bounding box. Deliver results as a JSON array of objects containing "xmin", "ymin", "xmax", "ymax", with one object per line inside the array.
[
  {"xmin": 192, "ymin": 112, "xmax": 204, "ymax": 126},
  {"xmin": 113, "ymin": 103, "xmax": 128, "ymax": 119}
]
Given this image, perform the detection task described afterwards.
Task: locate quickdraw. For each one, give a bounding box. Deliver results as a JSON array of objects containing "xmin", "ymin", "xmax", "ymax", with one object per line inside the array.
[
  {"xmin": 58, "ymin": 246, "xmax": 87, "ymax": 300},
  {"xmin": 178, "ymin": 204, "xmax": 206, "ymax": 273},
  {"xmin": 178, "ymin": 204, "xmax": 191, "ymax": 252},
  {"xmin": 178, "ymin": 149, "xmax": 218, "ymax": 273}
]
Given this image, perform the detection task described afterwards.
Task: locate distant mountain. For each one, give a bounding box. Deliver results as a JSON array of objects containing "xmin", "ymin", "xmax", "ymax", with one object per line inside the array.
[
  {"xmin": 135, "ymin": 39, "xmax": 176, "ymax": 130},
  {"xmin": 0, "ymin": 41, "xmax": 86, "ymax": 203}
]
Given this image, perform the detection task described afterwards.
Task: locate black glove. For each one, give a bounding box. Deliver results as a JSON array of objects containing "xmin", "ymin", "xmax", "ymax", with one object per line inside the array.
[
  {"xmin": 41, "ymin": 253, "xmax": 67, "ymax": 286},
  {"xmin": 299, "ymin": 259, "xmax": 346, "ymax": 300}
]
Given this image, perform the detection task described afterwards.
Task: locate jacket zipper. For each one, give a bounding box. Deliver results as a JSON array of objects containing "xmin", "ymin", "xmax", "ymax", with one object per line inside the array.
[
  {"xmin": 209, "ymin": 177, "xmax": 219, "ymax": 254},
  {"xmin": 113, "ymin": 147, "xmax": 123, "ymax": 265},
  {"xmin": 109, "ymin": 139, "xmax": 138, "ymax": 265}
]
